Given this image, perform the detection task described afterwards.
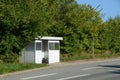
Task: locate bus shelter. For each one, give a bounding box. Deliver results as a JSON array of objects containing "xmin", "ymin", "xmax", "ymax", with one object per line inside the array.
[{"xmin": 20, "ymin": 36, "xmax": 63, "ymax": 64}]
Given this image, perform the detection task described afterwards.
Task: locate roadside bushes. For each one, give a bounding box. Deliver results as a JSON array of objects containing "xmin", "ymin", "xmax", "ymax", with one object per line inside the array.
[{"xmin": 0, "ymin": 53, "xmax": 19, "ymax": 63}]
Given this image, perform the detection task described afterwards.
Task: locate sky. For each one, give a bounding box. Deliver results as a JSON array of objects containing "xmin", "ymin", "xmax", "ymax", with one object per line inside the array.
[{"xmin": 76, "ymin": 0, "xmax": 120, "ymax": 21}]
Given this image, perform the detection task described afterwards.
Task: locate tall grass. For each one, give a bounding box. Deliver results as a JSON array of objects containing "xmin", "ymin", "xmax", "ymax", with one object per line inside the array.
[{"xmin": 60, "ymin": 52, "xmax": 120, "ymax": 62}]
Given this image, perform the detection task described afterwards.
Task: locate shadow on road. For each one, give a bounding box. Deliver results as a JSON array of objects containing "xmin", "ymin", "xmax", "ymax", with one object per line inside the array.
[
  {"xmin": 99, "ymin": 65, "xmax": 120, "ymax": 74},
  {"xmin": 99, "ymin": 65, "xmax": 120, "ymax": 68},
  {"xmin": 111, "ymin": 70, "xmax": 120, "ymax": 74}
]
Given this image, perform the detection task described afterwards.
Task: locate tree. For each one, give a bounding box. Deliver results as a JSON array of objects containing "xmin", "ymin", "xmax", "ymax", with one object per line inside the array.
[
  {"xmin": 47, "ymin": 1, "xmax": 103, "ymax": 54},
  {"xmin": 105, "ymin": 16, "xmax": 120, "ymax": 53},
  {"xmin": 0, "ymin": 0, "xmax": 105, "ymax": 57},
  {"xmin": 0, "ymin": 0, "xmax": 58, "ymax": 55}
]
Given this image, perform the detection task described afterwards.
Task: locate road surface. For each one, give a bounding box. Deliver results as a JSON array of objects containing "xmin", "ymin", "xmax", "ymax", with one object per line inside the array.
[{"xmin": 0, "ymin": 59, "xmax": 120, "ymax": 80}]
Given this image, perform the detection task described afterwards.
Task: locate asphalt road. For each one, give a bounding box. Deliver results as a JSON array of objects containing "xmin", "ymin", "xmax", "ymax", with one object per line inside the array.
[{"xmin": 1, "ymin": 59, "xmax": 120, "ymax": 80}]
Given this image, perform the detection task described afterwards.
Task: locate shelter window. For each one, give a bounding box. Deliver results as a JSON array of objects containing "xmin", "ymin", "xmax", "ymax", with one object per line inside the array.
[
  {"xmin": 49, "ymin": 42, "xmax": 59, "ymax": 50},
  {"xmin": 36, "ymin": 42, "xmax": 41, "ymax": 50}
]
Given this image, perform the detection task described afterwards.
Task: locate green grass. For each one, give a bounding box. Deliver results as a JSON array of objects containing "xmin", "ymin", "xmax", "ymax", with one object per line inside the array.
[
  {"xmin": 60, "ymin": 53, "xmax": 93, "ymax": 62},
  {"xmin": 0, "ymin": 63, "xmax": 47, "ymax": 74}
]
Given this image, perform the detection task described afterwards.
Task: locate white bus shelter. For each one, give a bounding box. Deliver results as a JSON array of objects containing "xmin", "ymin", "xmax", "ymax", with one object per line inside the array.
[{"xmin": 20, "ymin": 37, "xmax": 63, "ymax": 64}]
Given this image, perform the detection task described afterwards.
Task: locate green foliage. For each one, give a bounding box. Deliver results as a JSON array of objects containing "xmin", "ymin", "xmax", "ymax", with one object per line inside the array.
[
  {"xmin": 0, "ymin": 0, "xmax": 57, "ymax": 55},
  {"xmin": 0, "ymin": 0, "xmax": 120, "ymax": 63},
  {"xmin": 104, "ymin": 17, "xmax": 120, "ymax": 53},
  {"xmin": 0, "ymin": 53, "xmax": 19, "ymax": 63},
  {"xmin": 0, "ymin": 0, "xmax": 37, "ymax": 55},
  {"xmin": 47, "ymin": 1, "xmax": 102, "ymax": 54}
]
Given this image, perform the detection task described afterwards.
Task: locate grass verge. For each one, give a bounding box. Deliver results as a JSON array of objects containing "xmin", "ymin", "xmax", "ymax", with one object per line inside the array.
[
  {"xmin": 60, "ymin": 52, "xmax": 120, "ymax": 62},
  {"xmin": 0, "ymin": 63, "xmax": 47, "ymax": 74}
]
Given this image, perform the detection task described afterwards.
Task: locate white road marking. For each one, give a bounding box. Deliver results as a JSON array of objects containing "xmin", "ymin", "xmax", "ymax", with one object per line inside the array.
[
  {"xmin": 56, "ymin": 74, "xmax": 90, "ymax": 80},
  {"xmin": 21, "ymin": 73, "xmax": 57, "ymax": 80},
  {"xmin": 81, "ymin": 67, "xmax": 102, "ymax": 70}
]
